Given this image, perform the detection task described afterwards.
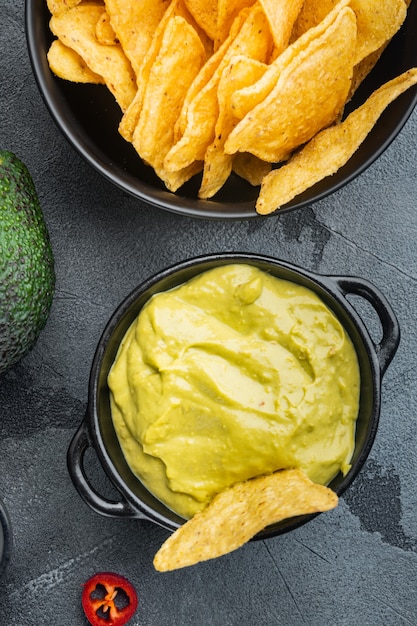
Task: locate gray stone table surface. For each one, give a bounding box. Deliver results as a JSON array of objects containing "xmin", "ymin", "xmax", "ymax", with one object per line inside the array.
[{"xmin": 1, "ymin": 2, "xmax": 417, "ymax": 625}]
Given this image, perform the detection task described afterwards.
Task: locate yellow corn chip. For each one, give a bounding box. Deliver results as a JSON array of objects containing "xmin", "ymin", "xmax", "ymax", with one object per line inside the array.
[
  {"xmin": 256, "ymin": 68, "xmax": 417, "ymax": 215},
  {"xmin": 132, "ymin": 15, "xmax": 206, "ymax": 191},
  {"xmin": 291, "ymin": 0, "xmax": 339, "ymax": 41},
  {"xmin": 174, "ymin": 13, "xmax": 243, "ymax": 142},
  {"xmin": 225, "ymin": 5, "xmax": 357, "ymax": 163},
  {"xmin": 164, "ymin": 4, "xmax": 273, "ymax": 173},
  {"xmin": 183, "ymin": 0, "xmax": 256, "ymax": 48},
  {"xmin": 216, "ymin": 0, "xmax": 256, "ymax": 49},
  {"xmin": 47, "ymin": 39, "xmax": 105, "ymax": 83},
  {"xmin": 259, "ymin": 0, "xmax": 304, "ymax": 56},
  {"xmin": 118, "ymin": 0, "xmax": 181, "ymax": 142},
  {"xmin": 232, "ymin": 152, "xmax": 272, "ymax": 186},
  {"xmin": 183, "ymin": 0, "xmax": 218, "ymax": 40},
  {"xmin": 50, "ymin": 3, "xmax": 136, "ymax": 111},
  {"xmin": 46, "ymin": 0, "xmax": 82, "ymax": 16},
  {"xmin": 291, "ymin": 0, "xmax": 407, "ymax": 65},
  {"xmin": 103, "ymin": 0, "xmax": 170, "ymax": 77},
  {"xmin": 118, "ymin": 0, "xmax": 211, "ymax": 142},
  {"xmin": 154, "ymin": 469, "xmax": 338, "ymax": 571},
  {"xmin": 229, "ymin": 0, "xmax": 350, "ymax": 122},
  {"xmin": 199, "ymin": 55, "xmax": 267, "ymax": 198},
  {"xmin": 348, "ymin": 45, "xmax": 386, "ymax": 99},
  {"xmin": 351, "ymin": 0, "xmax": 407, "ymax": 65},
  {"xmin": 95, "ymin": 10, "xmax": 118, "ymax": 45},
  {"xmin": 163, "ymin": 8, "xmax": 251, "ymax": 171}
]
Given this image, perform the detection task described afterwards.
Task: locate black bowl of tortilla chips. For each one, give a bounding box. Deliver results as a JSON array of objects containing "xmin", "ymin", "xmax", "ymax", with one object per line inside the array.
[
  {"xmin": 26, "ymin": 0, "xmax": 417, "ymax": 219},
  {"xmin": 67, "ymin": 253, "xmax": 400, "ymax": 568}
]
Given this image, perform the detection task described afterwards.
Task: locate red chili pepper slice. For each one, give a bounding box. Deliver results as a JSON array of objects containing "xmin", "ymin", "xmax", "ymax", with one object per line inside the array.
[{"xmin": 82, "ymin": 572, "xmax": 138, "ymax": 626}]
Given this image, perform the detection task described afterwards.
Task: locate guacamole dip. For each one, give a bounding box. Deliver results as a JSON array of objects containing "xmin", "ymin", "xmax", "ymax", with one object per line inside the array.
[{"xmin": 108, "ymin": 264, "xmax": 360, "ymax": 519}]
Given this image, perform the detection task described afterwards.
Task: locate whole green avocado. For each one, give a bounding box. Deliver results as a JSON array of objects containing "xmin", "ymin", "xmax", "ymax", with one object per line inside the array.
[{"xmin": 0, "ymin": 150, "xmax": 55, "ymax": 375}]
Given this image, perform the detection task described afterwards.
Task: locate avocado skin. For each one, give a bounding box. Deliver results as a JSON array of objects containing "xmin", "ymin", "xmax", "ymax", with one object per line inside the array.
[{"xmin": 0, "ymin": 151, "xmax": 55, "ymax": 375}]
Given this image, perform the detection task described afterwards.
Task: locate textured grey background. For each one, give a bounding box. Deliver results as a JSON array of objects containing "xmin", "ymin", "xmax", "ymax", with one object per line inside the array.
[{"xmin": 1, "ymin": 2, "xmax": 417, "ymax": 625}]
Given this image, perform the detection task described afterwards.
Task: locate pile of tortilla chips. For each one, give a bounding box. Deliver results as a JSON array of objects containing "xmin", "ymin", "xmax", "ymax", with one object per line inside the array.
[{"xmin": 47, "ymin": 0, "xmax": 416, "ymax": 214}]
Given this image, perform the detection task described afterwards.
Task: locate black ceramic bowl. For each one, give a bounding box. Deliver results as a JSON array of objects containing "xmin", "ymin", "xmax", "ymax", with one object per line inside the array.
[
  {"xmin": 26, "ymin": 2, "xmax": 417, "ymax": 219},
  {"xmin": 0, "ymin": 497, "xmax": 12, "ymax": 577},
  {"xmin": 68, "ymin": 253, "xmax": 400, "ymax": 539}
]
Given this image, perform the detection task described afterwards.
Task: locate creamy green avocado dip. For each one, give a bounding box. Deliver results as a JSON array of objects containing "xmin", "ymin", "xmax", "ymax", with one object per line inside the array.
[{"xmin": 108, "ymin": 264, "xmax": 360, "ymax": 519}]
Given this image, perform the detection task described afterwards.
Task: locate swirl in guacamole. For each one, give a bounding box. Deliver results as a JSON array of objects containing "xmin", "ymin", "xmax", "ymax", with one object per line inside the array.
[{"xmin": 108, "ymin": 264, "xmax": 360, "ymax": 519}]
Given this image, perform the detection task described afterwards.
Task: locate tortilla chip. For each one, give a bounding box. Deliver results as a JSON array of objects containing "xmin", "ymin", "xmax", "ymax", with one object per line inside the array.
[
  {"xmin": 50, "ymin": 3, "xmax": 136, "ymax": 111},
  {"xmin": 259, "ymin": 0, "xmax": 304, "ymax": 57},
  {"xmin": 291, "ymin": 0, "xmax": 340, "ymax": 41},
  {"xmin": 199, "ymin": 55, "xmax": 267, "ymax": 198},
  {"xmin": 224, "ymin": 5, "xmax": 357, "ymax": 163},
  {"xmin": 163, "ymin": 8, "xmax": 251, "ymax": 172},
  {"xmin": 348, "ymin": 45, "xmax": 386, "ymax": 99},
  {"xmin": 47, "ymin": 39, "xmax": 105, "ymax": 83},
  {"xmin": 46, "ymin": 0, "xmax": 82, "ymax": 16},
  {"xmin": 118, "ymin": 0, "xmax": 211, "ymax": 142},
  {"xmin": 232, "ymin": 152, "xmax": 272, "ymax": 186},
  {"xmin": 95, "ymin": 10, "xmax": 118, "ymax": 45},
  {"xmin": 183, "ymin": 0, "xmax": 218, "ymax": 40},
  {"xmin": 216, "ymin": 0, "xmax": 256, "ymax": 48},
  {"xmin": 173, "ymin": 12, "xmax": 242, "ymax": 142},
  {"xmin": 351, "ymin": 0, "xmax": 407, "ymax": 65},
  {"xmin": 291, "ymin": 0, "xmax": 407, "ymax": 65},
  {"xmin": 103, "ymin": 0, "xmax": 170, "ymax": 77},
  {"xmin": 154, "ymin": 469, "xmax": 338, "ymax": 571},
  {"xmin": 255, "ymin": 68, "xmax": 417, "ymax": 215},
  {"xmin": 118, "ymin": 0, "xmax": 181, "ymax": 142},
  {"xmin": 131, "ymin": 15, "xmax": 207, "ymax": 191},
  {"xmin": 229, "ymin": 0, "xmax": 350, "ymax": 122},
  {"xmin": 164, "ymin": 4, "xmax": 273, "ymax": 173}
]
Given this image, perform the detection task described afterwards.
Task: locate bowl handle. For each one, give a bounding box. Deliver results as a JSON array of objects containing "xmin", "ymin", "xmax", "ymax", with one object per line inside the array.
[
  {"xmin": 330, "ymin": 276, "xmax": 400, "ymax": 376},
  {"xmin": 67, "ymin": 419, "xmax": 138, "ymax": 519}
]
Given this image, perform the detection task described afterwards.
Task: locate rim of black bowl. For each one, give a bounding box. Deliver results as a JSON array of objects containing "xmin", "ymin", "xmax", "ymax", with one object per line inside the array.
[
  {"xmin": 0, "ymin": 499, "xmax": 12, "ymax": 577},
  {"xmin": 25, "ymin": 0, "xmax": 417, "ymax": 218}
]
